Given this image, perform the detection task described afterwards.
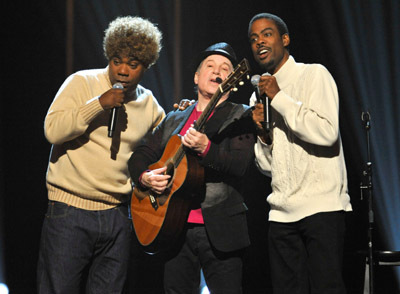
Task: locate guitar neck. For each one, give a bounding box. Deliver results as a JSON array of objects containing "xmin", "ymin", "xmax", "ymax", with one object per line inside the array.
[
  {"xmin": 172, "ymin": 143, "xmax": 186, "ymax": 167},
  {"xmin": 194, "ymin": 86, "xmax": 223, "ymax": 132},
  {"xmin": 170, "ymin": 92, "xmax": 220, "ymax": 167},
  {"xmin": 170, "ymin": 95, "xmax": 220, "ymax": 167}
]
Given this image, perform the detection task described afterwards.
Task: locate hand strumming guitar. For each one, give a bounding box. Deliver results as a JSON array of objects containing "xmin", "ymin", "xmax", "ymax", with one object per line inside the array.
[{"xmin": 140, "ymin": 166, "xmax": 171, "ymax": 195}]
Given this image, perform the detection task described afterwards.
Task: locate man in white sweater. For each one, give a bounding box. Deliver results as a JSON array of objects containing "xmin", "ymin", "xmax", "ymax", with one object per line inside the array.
[
  {"xmin": 248, "ymin": 13, "xmax": 352, "ymax": 294},
  {"xmin": 37, "ymin": 16, "xmax": 165, "ymax": 293}
]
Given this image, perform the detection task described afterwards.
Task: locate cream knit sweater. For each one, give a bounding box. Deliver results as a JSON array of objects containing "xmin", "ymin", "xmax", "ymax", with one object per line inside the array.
[
  {"xmin": 250, "ymin": 56, "xmax": 352, "ymax": 222},
  {"xmin": 45, "ymin": 67, "xmax": 165, "ymax": 210}
]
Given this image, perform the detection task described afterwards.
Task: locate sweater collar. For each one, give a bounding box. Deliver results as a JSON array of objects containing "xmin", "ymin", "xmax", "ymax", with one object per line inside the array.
[{"xmin": 273, "ymin": 55, "xmax": 296, "ymax": 89}]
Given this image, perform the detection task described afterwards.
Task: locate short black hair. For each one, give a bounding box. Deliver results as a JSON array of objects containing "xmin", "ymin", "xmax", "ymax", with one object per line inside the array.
[{"xmin": 248, "ymin": 13, "xmax": 289, "ymax": 38}]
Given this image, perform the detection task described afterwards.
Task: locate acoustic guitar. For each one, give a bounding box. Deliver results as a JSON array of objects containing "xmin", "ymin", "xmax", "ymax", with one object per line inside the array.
[{"xmin": 131, "ymin": 58, "xmax": 250, "ymax": 254}]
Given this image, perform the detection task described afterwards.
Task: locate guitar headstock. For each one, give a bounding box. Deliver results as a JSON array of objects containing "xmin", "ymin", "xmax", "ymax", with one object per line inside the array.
[{"xmin": 220, "ymin": 58, "xmax": 251, "ymax": 93}]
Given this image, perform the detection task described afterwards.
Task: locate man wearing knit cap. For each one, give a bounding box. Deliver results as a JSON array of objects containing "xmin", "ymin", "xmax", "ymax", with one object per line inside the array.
[
  {"xmin": 128, "ymin": 42, "xmax": 255, "ymax": 293},
  {"xmin": 37, "ymin": 16, "xmax": 165, "ymax": 293}
]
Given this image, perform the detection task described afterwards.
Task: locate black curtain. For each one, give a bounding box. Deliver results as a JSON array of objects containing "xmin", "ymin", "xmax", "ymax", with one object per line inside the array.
[{"xmin": 2, "ymin": 0, "xmax": 399, "ymax": 293}]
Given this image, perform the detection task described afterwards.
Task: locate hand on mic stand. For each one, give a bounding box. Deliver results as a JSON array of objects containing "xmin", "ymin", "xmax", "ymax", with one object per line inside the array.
[{"xmin": 108, "ymin": 82, "xmax": 124, "ymax": 137}]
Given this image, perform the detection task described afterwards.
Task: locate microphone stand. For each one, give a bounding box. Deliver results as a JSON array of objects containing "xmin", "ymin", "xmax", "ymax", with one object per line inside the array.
[
  {"xmin": 260, "ymin": 95, "xmax": 270, "ymax": 133},
  {"xmin": 254, "ymin": 87, "xmax": 270, "ymax": 134},
  {"xmin": 253, "ymin": 87, "xmax": 272, "ymax": 145},
  {"xmin": 360, "ymin": 111, "xmax": 374, "ymax": 294}
]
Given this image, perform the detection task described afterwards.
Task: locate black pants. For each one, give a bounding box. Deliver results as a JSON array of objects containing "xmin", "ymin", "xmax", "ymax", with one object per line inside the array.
[
  {"xmin": 163, "ymin": 224, "xmax": 244, "ymax": 294},
  {"xmin": 268, "ymin": 211, "xmax": 346, "ymax": 294}
]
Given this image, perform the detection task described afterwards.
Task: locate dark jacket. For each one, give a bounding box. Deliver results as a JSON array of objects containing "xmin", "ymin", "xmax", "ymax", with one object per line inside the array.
[{"xmin": 128, "ymin": 100, "xmax": 255, "ymax": 252}]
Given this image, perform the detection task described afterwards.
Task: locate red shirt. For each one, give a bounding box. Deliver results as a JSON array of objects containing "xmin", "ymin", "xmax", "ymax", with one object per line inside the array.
[{"xmin": 180, "ymin": 105, "xmax": 212, "ymax": 224}]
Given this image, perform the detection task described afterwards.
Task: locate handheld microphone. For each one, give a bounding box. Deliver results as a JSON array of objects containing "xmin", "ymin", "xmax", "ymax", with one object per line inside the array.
[
  {"xmin": 108, "ymin": 82, "xmax": 123, "ymax": 138},
  {"xmin": 250, "ymin": 74, "xmax": 262, "ymax": 102},
  {"xmin": 250, "ymin": 73, "xmax": 271, "ymax": 132}
]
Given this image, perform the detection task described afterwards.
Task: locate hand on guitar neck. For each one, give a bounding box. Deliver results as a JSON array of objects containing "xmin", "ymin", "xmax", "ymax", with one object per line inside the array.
[
  {"xmin": 140, "ymin": 166, "xmax": 171, "ymax": 195},
  {"xmin": 181, "ymin": 124, "xmax": 210, "ymax": 154}
]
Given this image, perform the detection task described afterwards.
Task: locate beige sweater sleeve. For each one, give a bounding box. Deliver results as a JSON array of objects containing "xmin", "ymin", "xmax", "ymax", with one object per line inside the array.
[{"xmin": 44, "ymin": 73, "xmax": 106, "ymax": 144}]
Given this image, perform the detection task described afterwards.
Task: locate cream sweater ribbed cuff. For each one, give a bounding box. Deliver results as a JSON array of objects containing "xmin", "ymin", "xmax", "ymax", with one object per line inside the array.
[{"xmin": 81, "ymin": 97, "xmax": 105, "ymax": 124}]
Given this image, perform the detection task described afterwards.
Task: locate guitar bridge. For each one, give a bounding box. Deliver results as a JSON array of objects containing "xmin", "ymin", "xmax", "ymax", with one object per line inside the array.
[{"xmin": 149, "ymin": 194, "xmax": 159, "ymax": 211}]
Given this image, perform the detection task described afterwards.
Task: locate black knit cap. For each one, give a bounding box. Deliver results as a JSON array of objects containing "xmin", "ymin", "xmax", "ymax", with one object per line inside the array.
[{"xmin": 194, "ymin": 42, "xmax": 237, "ymax": 71}]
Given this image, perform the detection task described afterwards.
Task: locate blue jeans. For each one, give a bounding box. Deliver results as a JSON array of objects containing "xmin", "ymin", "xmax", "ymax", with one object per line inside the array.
[{"xmin": 37, "ymin": 201, "xmax": 132, "ymax": 294}]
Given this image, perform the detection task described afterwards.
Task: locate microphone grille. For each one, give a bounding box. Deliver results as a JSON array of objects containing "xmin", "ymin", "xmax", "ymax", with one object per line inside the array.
[
  {"xmin": 113, "ymin": 82, "xmax": 123, "ymax": 89},
  {"xmin": 250, "ymin": 75, "xmax": 260, "ymax": 86}
]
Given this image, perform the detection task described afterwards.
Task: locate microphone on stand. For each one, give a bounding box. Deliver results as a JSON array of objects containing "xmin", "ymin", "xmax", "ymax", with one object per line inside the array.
[
  {"xmin": 250, "ymin": 73, "xmax": 271, "ymax": 133},
  {"xmin": 108, "ymin": 82, "xmax": 124, "ymax": 138}
]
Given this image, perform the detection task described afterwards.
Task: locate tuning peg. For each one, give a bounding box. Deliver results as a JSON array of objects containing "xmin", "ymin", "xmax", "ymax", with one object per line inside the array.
[
  {"xmin": 246, "ymin": 74, "xmax": 250, "ymax": 80},
  {"xmin": 239, "ymin": 81, "xmax": 244, "ymax": 86},
  {"xmin": 233, "ymin": 87, "xmax": 238, "ymax": 92}
]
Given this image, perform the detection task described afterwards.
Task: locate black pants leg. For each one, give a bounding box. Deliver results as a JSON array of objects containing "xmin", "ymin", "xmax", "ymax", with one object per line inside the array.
[{"xmin": 269, "ymin": 211, "xmax": 346, "ymax": 294}]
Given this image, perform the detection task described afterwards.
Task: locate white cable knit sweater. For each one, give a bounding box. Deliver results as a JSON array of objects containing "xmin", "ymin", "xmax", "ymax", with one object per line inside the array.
[{"xmin": 250, "ymin": 56, "xmax": 352, "ymax": 222}]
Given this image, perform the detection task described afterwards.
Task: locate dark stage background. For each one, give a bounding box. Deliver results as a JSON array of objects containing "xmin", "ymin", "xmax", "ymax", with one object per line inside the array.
[{"xmin": 1, "ymin": 0, "xmax": 399, "ymax": 293}]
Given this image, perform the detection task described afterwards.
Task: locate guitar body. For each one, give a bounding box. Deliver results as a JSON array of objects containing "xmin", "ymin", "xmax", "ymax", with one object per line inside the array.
[{"xmin": 130, "ymin": 134, "xmax": 204, "ymax": 254}]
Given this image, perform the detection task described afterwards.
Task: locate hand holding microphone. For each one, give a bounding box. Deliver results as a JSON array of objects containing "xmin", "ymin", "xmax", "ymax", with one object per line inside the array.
[
  {"xmin": 98, "ymin": 82, "xmax": 124, "ymax": 137},
  {"xmin": 108, "ymin": 82, "xmax": 124, "ymax": 137},
  {"xmin": 251, "ymin": 73, "xmax": 273, "ymax": 133},
  {"xmin": 251, "ymin": 73, "xmax": 280, "ymax": 100}
]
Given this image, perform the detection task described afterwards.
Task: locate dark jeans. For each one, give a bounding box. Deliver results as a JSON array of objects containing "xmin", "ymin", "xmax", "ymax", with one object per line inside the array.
[
  {"xmin": 163, "ymin": 224, "xmax": 244, "ymax": 294},
  {"xmin": 37, "ymin": 201, "xmax": 132, "ymax": 294},
  {"xmin": 269, "ymin": 211, "xmax": 346, "ymax": 294}
]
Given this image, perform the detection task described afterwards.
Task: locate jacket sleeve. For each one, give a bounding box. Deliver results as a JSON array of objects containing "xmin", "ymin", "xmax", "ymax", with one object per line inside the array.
[{"xmin": 200, "ymin": 110, "xmax": 256, "ymax": 178}]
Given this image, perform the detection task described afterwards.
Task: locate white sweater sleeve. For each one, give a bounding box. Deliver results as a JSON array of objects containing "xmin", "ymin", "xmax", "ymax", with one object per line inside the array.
[
  {"xmin": 254, "ymin": 137, "xmax": 272, "ymax": 177},
  {"xmin": 271, "ymin": 65, "xmax": 339, "ymax": 146}
]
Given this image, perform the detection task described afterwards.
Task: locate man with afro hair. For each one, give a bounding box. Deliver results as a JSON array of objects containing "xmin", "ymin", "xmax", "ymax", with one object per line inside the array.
[{"xmin": 37, "ymin": 16, "xmax": 165, "ymax": 293}]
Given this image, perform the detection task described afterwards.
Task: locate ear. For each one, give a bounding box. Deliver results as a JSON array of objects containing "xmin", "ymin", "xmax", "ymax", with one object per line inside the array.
[
  {"xmin": 194, "ymin": 72, "xmax": 199, "ymax": 85},
  {"xmin": 282, "ymin": 34, "xmax": 290, "ymax": 48}
]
